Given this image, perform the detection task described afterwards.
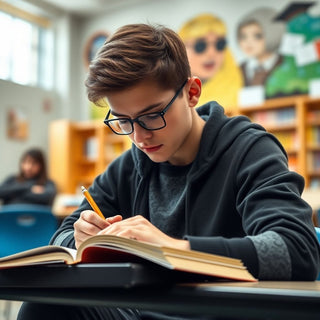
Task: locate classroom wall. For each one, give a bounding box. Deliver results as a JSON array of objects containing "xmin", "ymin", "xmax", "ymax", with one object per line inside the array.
[
  {"xmin": 1, "ymin": 0, "xmax": 318, "ymax": 182},
  {"xmin": 78, "ymin": 0, "xmax": 303, "ymax": 114},
  {"xmin": 0, "ymin": 79, "xmax": 58, "ymax": 180},
  {"xmin": 0, "ymin": 12, "xmax": 82, "ymax": 182}
]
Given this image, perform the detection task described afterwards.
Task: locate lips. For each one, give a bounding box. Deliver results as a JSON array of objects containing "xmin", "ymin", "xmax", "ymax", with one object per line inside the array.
[
  {"xmin": 142, "ymin": 145, "xmax": 162, "ymax": 153},
  {"xmin": 203, "ymin": 61, "xmax": 215, "ymax": 70}
]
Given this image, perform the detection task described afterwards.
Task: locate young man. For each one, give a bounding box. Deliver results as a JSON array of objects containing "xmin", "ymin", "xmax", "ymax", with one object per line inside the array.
[{"xmin": 18, "ymin": 23, "xmax": 319, "ymax": 320}]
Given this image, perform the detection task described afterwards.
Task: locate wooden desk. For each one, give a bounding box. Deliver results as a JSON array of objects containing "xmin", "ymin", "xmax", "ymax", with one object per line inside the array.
[
  {"xmin": 0, "ymin": 282, "xmax": 319, "ymax": 319},
  {"xmin": 52, "ymin": 194, "xmax": 83, "ymax": 219},
  {"xmin": 0, "ymin": 264, "xmax": 319, "ymax": 319}
]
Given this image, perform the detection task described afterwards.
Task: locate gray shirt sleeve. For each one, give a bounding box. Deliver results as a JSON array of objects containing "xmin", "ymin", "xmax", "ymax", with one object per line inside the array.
[{"xmin": 248, "ymin": 231, "xmax": 291, "ymax": 280}]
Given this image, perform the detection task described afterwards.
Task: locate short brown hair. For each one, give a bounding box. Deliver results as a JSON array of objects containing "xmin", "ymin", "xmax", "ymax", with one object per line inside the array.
[{"xmin": 85, "ymin": 23, "xmax": 191, "ymax": 104}]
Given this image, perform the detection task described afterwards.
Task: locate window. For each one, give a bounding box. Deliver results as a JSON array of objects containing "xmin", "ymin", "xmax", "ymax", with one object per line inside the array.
[{"xmin": 0, "ymin": 9, "xmax": 53, "ymax": 89}]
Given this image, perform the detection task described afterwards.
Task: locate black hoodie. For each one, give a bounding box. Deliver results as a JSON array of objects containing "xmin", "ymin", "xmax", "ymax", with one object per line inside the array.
[{"xmin": 51, "ymin": 102, "xmax": 320, "ymax": 280}]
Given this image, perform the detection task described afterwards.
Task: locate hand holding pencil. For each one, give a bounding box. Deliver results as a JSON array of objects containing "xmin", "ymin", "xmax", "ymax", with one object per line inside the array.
[
  {"xmin": 75, "ymin": 186, "xmax": 121, "ymax": 249},
  {"xmin": 81, "ymin": 186, "xmax": 105, "ymax": 219}
]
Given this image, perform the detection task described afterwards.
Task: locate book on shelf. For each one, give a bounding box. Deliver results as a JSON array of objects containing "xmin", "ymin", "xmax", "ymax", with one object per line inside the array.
[
  {"xmin": 0, "ymin": 234, "xmax": 256, "ymax": 282},
  {"xmin": 306, "ymin": 127, "xmax": 320, "ymax": 146},
  {"xmin": 307, "ymin": 109, "xmax": 320, "ymax": 122},
  {"xmin": 274, "ymin": 131, "xmax": 298, "ymax": 150},
  {"xmin": 307, "ymin": 151, "xmax": 320, "ymax": 172},
  {"xmin": 85, "ymin": 137, "xmax": 98, "ymax": 160},
  {"xmin": 310, "ymin": 178, "xmax": 320, "ymax": 188},
  {"xmin": 250, "ymin": 108, "xmax": 295, "ymax": 127}
]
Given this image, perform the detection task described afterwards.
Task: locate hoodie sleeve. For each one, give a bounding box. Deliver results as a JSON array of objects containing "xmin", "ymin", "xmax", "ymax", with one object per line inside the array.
[
  {"xmin": 236, "ymin": 133, "xmax": 320, "ymax": 280},
  {"xmin": 187, "ymin": 130, "xmax": 320, "ymax": 281},
  {"xmin": 0, "ymin": 176, "xmax": 30, "ymax": 202},
  {"xmin": 18, "ymin": 180, "xmax": 57, "ymax": 206}
]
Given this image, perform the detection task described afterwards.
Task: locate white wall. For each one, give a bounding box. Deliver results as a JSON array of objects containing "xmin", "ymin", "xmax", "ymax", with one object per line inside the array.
[
  {"xmin": 0, "ymin": 11, "xmax": 82, "ymax": 182},
  {"xmin": 0, "ymin": 0, "xmax": 317, "ymax": 182},
  {"xmin": 55, "ymin": 13, "xmax": 83, "ymax": 120},
  {"xmin": 0, "ymin": 79, "xmax": 58, "ymax": 180}
]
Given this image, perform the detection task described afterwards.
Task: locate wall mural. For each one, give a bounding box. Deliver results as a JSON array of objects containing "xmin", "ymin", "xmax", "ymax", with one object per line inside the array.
[
  {"xmin": 86, "ymin": 1, "xmax": 320, "ymax": 119},
  {"xmin": 179, "ymin": 13, "xmax": 243, "ymax": 114},
  {"xmin": 83, "ymin": 31, "xmax": 110, "ymax": 120},
  {"xmin": 236, "ymin": 7, "xmax": 285, "ymax": 88},
  {"xmin": 179, "ymin": 2, "xmax": 320, "ymax": 112},
  {"xmin": 265, "ymin": 2, "xmax": 320, "ymax": 98}
]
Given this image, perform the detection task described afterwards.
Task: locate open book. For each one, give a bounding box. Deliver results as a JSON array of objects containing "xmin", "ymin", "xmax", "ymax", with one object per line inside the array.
[{"xmin": 0, "ymin": 234, "xmax": 256, "ymax": 282}]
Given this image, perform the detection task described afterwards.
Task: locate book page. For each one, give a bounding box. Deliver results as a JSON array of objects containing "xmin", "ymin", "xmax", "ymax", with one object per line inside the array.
[
  {"xmin": 0, "ymin": 245, "xmax": 75, "ymax": 268},
  {"xmin": 165, "ymin": 255, "xmax": 256, "ymax": 282}
]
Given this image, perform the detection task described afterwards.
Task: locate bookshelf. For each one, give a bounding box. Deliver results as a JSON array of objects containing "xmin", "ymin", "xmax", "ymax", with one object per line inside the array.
[
  {"xmin": 239, "ymin": 95, "xmax": 320, "ymax": 188},
  {"xmin": 49, "ymin": 119, "xmax": 131, "ymax": 194},
  {"xmin": 306, "ymin": 100, "xmax": 320, "ymax": 188}
]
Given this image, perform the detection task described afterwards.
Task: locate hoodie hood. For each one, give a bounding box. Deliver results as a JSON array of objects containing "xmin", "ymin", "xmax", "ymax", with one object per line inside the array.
[
  {"xmin": 131, "ymin": 101, "xmax": 266, "ymax": 178},
  {"xmin": 194, "ymin": 102, "xmax": 266, "ymax": 169}
]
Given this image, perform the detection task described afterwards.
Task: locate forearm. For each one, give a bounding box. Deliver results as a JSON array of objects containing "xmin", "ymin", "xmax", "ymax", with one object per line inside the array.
[
  {"xmin": 0, "ymin": 182, "xmax": 30, "ymax": 200},
  {"xmin": 22, "ymin": 182, "xmax": 57, "ymax": 205}
]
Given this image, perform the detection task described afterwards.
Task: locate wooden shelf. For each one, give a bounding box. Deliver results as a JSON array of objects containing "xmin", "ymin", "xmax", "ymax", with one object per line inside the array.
[
  {"xmin": 308, "ymin": 145, "xmax": 320, "ymax": 151},
  {"xmin": 49, "ymin": 119, "xmax": 130, "ymax": 194},
  {"xmin": 263, "ymin": 123, "xmax": 296, "ymax": 133},
  {"xmin": 239, "ymin": 95, "xmax": 320, "ymax": 188}
]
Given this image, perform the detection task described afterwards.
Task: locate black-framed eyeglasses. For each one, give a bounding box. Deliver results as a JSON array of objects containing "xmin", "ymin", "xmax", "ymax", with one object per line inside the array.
[
  {"xmin": 193, "ymin": 38, "xmax": 227, "ymax": 54},
  {"xmin": 104, "ymin": 79, "xmax": 188, "ymax": 135}
]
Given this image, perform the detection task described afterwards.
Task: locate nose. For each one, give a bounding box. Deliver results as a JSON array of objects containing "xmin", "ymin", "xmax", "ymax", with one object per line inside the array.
[
  {"xmin": 132, "ymin": 122, "xmax": 152, "ymax": 143},
  {"xmin": 207, "ymin": 43, "xmax": 220, "ymax": 55}
]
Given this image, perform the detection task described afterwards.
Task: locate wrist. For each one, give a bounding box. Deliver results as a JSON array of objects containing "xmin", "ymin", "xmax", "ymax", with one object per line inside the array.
[{"xmin": 173, "ymin": 239, "xmax": 190, "ymax": 251}]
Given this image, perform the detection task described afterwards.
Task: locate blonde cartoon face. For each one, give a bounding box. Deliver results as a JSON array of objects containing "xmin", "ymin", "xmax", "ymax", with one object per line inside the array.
[
  {"xmin": 238, "ymin": 22, "xmax": 267, "ymax": 60},
  {"xmin": 185, "ymin": 32, "xmax": 227, "ymax": 82}
]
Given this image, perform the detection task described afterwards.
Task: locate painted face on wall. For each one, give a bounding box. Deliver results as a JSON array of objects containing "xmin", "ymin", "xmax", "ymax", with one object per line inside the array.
[
  {"xmin": 185, "ymin": 32, "xmax": 226, "ymax": 82},
  {"xmin": 238, "ymin": 22, "xmax": 266, "ymax": 60}
]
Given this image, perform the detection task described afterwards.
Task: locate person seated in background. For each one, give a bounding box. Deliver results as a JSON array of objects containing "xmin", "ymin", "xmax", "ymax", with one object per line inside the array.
[{"xmin": 0, "ymin": 147, "xmax": 57, "ymax": 206}]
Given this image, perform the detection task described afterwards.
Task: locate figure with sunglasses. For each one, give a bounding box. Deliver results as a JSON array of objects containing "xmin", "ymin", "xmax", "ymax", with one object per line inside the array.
[
  {"xmin": 237, "ymin": 7, "xmax": 285, "ymax": 87},
  {"xmin": 18, "ymin": 23, "xmax": 319, "ymax": 320},
  {"xmin": 179, "ymin": 13, "xmax": 243, "ymax": 115}
]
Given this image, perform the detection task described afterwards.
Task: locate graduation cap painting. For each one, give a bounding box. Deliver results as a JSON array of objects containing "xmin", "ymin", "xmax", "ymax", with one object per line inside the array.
[
  {"xmin": 274, "ymin": 1, "xmax": 316, "ymax": 22},
  {"xmin": 265, "ymin": 1, "xmax": 320, "ymax": 98}
]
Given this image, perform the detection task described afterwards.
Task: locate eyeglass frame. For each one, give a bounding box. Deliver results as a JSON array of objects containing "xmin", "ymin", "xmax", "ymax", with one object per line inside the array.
[{"xmin": 104, "ymin": 79, "xmax": 188, "ymax": 135}]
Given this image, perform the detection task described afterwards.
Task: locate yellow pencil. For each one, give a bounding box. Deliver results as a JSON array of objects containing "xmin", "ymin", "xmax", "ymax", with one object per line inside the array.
[{"xmin": 81, "ymin": 186, "xmax": 105, "ymax": 219}]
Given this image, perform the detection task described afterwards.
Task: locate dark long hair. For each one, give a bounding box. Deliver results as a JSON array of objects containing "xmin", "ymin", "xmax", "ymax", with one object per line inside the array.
[{"xmin": 17, "ymin": 148, "xmax": 48, "ymax": 185}]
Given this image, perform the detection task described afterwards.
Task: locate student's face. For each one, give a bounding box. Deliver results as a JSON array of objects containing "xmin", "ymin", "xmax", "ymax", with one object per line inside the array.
[
  {"xmin": 185, "ymin": 32, "xmax": 226, "ymax": 82},
  {"xmin": 238, "ymin": 23, "xmax": 266, "ymax": 59},
  {"xmin": 105, "ymin": 80, "xmax": 197, "ymax": 166},
  {"xmin": 21, "ymin": 156, "xmax": 41, "ymax": 179}
]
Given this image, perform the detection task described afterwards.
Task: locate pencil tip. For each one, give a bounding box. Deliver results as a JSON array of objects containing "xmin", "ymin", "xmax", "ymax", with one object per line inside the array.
[{"xmin": 81, "ymin": 186, "xmax": 85, "ymax": 191}]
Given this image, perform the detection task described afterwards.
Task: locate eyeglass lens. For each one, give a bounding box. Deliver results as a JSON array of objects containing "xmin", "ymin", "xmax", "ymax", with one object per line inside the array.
[
  {"xmin": 108, "ymin": 113, "xmax": 166, "ymax": 134},
  {"xmin": 194, "ymin": 38, "xmax": 226, "ymax": 54},
  {"xmin": 108, "ymin": 119, "xmax": 132, "ymax": 134}
]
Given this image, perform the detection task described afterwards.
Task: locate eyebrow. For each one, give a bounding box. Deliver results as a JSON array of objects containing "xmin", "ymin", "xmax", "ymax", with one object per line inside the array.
[{"xmin": 111, "ymin": 101, "xmax": 164, "ymax": 118}]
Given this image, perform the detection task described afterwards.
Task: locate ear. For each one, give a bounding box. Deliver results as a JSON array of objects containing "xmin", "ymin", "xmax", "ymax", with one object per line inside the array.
[{"xmin": 187, "ymin": 77, "xmax": 202, "ymax": 108}]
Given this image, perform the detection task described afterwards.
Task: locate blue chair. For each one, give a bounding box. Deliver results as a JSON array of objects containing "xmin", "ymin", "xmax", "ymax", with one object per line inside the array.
[
  {"xmin": 0, "ymin": 204, "xmax": 58, "ymax": 257},
  {"xmin": 316, "ymin": 227, "xmax": 320, "ymax": 281}
]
